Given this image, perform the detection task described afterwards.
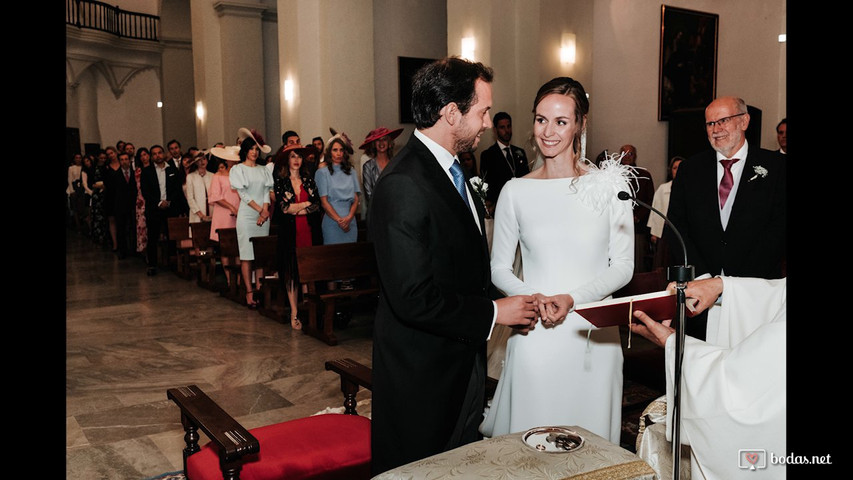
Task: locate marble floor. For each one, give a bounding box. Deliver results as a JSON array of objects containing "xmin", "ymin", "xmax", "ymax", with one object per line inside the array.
[{"xmin": 65, "ymin": 228, "xmax": 374, "ymax": 479}]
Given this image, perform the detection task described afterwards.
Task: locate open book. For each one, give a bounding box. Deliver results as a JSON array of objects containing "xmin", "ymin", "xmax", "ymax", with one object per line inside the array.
[{"xmin": 574, "ymin": 290, "xmax": 676, "ymax": 328}]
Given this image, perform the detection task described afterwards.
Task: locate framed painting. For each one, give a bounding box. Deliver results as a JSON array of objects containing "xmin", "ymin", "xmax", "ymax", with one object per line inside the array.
[
  {"xmin": 398, "ymin": 56, "xmax": 436, "ymax": 124},
  {"xmin": 658, "ymin": 5, "xmax": 719, "ymax": 121}
]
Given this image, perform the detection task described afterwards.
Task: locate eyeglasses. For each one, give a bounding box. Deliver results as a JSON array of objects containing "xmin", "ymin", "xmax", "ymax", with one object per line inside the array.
[{"xmin": 705, "ymin": 113, "xmax": 746, "ymax": 129}]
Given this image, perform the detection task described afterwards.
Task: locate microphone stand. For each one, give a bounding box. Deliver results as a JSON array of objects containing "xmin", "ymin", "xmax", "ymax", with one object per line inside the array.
[{"xmin": 618, "ymin": 191, "xmax": 693, "ymax": 480}]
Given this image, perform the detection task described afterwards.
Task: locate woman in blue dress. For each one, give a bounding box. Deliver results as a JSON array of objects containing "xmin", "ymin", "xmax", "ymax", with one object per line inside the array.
[
  {"xmin": 315, "ymin": 132, "xmax": 360, "ymax": 244},
  {"xmin": 229, "ymin": 129, "xmax": 274, "ymax": 308}
]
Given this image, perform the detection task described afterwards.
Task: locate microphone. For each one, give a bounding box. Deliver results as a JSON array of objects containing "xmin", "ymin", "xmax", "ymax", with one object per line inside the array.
[
  {"xmin": 619, "ymin": 189, "xmax": 694, "ymax": 480},
  {"xmin": 617, "ymin": 190, "xmax": 688, "ymax": 268}
]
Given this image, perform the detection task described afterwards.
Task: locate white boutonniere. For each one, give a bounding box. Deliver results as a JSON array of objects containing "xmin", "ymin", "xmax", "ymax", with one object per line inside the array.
[
  {"xmin": 469, "ymin": 176, "xmax": 489, "ymax": 207},
  {"xmin": 748, "ymin": 165, "xmax": 768, "ymax": 182}
]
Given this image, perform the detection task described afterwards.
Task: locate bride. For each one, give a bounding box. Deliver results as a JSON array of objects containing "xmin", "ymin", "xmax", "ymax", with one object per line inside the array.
[{"xmin": 480, "ymin": 77, "xmax": 635, "ymax": 443}]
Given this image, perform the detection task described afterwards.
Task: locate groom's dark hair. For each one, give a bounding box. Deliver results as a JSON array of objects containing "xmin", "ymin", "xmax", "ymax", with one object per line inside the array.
[{"xmin": 411, "ymin": 56, "xmax": 494, "ymax": 130}]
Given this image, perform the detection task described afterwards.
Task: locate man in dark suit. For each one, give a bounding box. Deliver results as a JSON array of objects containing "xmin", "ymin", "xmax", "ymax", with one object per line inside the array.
[
  {"xmin": 368, "ymin": 57, "xmax": 540, "ymax": 475},
  {"xmin": 479, "ymin": 111, "xmax": 528, "ymax": 216},
  {"xmin": 619, "ymin": 144, "xmax": 655, "ymax": 272},
  {"xmin": 109, "ymin": 152, "xmax": 138, "ymax": 259},
  {"xmin": 666, "ymin": 96, "xmax": 786, "ymax": 340},
  {"xmin": 140, "ymin": 144, "xmax": 185, "ymax": 276}
]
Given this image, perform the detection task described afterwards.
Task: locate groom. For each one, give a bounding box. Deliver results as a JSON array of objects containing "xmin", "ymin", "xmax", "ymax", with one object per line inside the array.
[{"xmin": 368, "ymin": 57, "xmax": 540, "ymax": 475}]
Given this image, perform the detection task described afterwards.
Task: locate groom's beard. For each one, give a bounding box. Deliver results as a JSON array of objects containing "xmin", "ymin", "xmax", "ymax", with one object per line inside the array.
[{"xmin": 452, "ymin": 124, "xmax": 483, "ymax": 154}]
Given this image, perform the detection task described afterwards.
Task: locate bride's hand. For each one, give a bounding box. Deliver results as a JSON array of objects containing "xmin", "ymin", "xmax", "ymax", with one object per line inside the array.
[{"xmin": 532, "ymin": 293, "xmax": 573, "ymax": 327}]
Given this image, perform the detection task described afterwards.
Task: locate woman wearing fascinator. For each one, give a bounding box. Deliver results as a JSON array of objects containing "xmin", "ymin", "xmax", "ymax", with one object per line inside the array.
[
  {"xmin": 480, "ymin": 77, "xmax": 635, "ymax": 445},
  {"xmin": 229, "ymin": 128, "xmax": 274, "ymax": 308}
]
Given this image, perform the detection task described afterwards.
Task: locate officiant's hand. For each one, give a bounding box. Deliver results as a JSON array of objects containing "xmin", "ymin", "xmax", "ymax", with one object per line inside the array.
[
  {"xmin": 495, "ymin": 295, "xmax": 539, "ymax": 334},
  {"xmin": 629, "ymin": 311, "xmax": 674, "ymax": 348},
  {"xmin": 532, "ymin": 293, "xmax": 572, "ymax": 328},
  {"xmin": 667, "ymin": 277, "xmax": 723, "ymax": 316}
]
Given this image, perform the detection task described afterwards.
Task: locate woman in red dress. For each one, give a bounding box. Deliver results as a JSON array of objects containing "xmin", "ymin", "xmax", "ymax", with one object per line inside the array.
[{"xmin": 274, "ymin": 144, "xmax": 322, "ymax": 329}]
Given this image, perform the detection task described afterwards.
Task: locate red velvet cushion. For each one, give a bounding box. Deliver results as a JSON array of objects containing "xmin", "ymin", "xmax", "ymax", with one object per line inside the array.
[{"xmin": 187, "ymin": 413, "xmax": 371, "ymax": 480}]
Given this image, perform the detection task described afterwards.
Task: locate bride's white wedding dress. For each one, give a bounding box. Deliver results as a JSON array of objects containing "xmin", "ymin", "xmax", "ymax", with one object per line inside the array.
[{"xmin": 480, "ymin": 166, "xmax": 635, "ymax": 444}]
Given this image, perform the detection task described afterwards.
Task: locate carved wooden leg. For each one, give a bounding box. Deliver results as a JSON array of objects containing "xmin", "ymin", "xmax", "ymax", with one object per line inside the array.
[{"xmin": 180, "ymin": 413, "xmax": 201, "ymax": 474}]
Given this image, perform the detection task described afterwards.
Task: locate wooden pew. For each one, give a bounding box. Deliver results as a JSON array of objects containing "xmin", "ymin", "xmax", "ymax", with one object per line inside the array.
[
  {"xmin": 190, "ymin": 221, "xmax": 219, "ymax": 291},
  {"xmin": 217, "ymin": 227, "xmax": 245, "ymax": 304},
  {"xmin": 249, "ymin": 235, "xmax": 287, "ymax": 322},
  {"xmin": 168, "ymin": 216, "xmax": 194, "ymax": 280},
  {"xmin": 295, "ymin": 242, "xmax": 379, "ymax": 346},
  {"xmin": 167, "ymin": 358, "xmax": 373, "ymax": 480}
]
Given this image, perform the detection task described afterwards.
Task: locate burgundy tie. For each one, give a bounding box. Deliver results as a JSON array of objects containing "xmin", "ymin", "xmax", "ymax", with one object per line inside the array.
[
  {"xmin": 124, "ymin": 169, "xmax": 130, "ymax": 182},
  {"xmin": 718, "ymin": 158, "xmax": 739, "ymax": 208}
]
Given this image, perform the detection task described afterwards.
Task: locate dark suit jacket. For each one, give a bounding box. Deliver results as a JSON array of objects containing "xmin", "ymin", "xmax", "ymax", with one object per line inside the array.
[
  {"xmin": 368, "ymin": 134, "xmax": 502, "ymax": 474},
  {"xmin": 479, "ymin": 142, "xmax": 529, "ymax": 202},
  {"xmin": 108, "ymin": 168, "xmax": 138, "ymax": 218},
  {"xmin": 666, "ymin": 144, "xmax": 786, "ymax": 279},
  {"xmin": 140, "ymin": 163, "xmax": 186, "ymax": 218}
]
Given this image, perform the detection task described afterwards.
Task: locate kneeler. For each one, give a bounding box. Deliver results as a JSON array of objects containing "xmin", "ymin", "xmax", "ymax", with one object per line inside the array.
[{"xmin": 168, "ymin": 359, "xmax": 372, "ymax": 480}]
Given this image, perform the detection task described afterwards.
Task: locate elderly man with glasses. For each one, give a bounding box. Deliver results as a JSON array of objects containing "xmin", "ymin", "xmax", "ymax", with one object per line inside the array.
[{"xmin": 665, "ymin": 96, "xmax": 786, "ymax": 341}]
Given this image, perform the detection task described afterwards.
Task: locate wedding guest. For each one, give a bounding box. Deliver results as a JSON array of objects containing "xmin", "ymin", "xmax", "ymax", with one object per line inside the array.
[
  {"xmin": 666, "ymin": 96, "xmax": 786, "ymax": 340},
  {"xmin": 230, "ymin": 129, "xmax": 274, "ymax": 308},
  {"xmin": 134, "ymin": 148, "xmax": 151, "ymax": 256},
  {"xmin": 90, "ymin": 151, "xmax": 109, "ymax": 246},
  {"xmin": 103, "ymin": 146, "xmax": 122, "ymax": 252},
  {"xmin": 647, "ymin": 155, "xmax": 683, "ymax": 269},
  {"xmin": 360, "ymin": 126, "xmax": 403, "ymax": 214},
  {"xmin": 315, "ymin": 131, "xmax": 360, "ymax": 245},
  {"xmin": 274, "ymin": 143, "xmax": 322, "ymax": 329},
  {"xmin": 109, "ymin": 152, "xmax": 138, "ymax": 259},
  {"xmin": 185, "ymin": 153, "xmax": 213, "ymax": 224},
  {"xmin": 479, "ymin": 111, "xmax": 529, "ymax": 218},
  {"xmin": 140, "ymin": 144, "xmax": 184, "ymax": 276},
  {"xmin": 67, "ymin": 153, "xmax": 85, "ymax": 232},
  {"xmin": 776, "ymin": 117, "xmax": 786, "ymax": 155},
  {"xmin": 630, "ymin": 276, "xmax": 786, "ymax": 480},
  {"xmin": 166, "ymin": 139, "xmax": 183, "ymax": 170},
  {"xmin": 207, "ymin": 147, "xmax": 242, "ymax": 286},
  {"xmin": 458, "ymin": 149, "xmax": 477, "ymax": 177},
  {"xmin": 480, "ymin": 76, "xmax": 634, "ymax": 445},
  {"xmin": 81, "ymin": 154, "xmax": 96, "ymax": 236}
]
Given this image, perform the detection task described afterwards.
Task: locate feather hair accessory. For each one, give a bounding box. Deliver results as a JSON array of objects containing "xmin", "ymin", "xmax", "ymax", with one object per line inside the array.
[{"xmin": 579, "ymin": 150, "xmax": 637, "ymax": 213}]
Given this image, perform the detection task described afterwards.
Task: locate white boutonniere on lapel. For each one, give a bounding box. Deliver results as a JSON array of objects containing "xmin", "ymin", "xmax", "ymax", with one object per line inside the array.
[
  {"xmin": 469, "ymin": 176, "xmax": 489, "ymax": 208},
  {"xmin": 748, "ymin": 165, "xmax": 768, "ymax": 182}
]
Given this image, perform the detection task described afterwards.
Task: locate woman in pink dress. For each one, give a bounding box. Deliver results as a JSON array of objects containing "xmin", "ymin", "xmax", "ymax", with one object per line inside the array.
[{"xmin": 207, "ymin": 147, "xmax": 241, "ymax": 286}]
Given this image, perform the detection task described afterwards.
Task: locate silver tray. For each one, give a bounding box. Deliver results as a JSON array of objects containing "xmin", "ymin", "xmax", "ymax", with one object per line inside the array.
[{"xmin": 521, "ymin": 426, "xmax": 584, "ymax": 453}]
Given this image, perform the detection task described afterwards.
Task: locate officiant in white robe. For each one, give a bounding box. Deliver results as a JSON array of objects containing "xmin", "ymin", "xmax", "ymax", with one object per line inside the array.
[{"xmin": 630, "ymin": 276, "xmax": 786, "ymax": 480}]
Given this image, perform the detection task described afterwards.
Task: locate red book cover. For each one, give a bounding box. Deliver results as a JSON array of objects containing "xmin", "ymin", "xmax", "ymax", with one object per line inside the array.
[{"xmin": 575, "ymin": 290, "xmax": 676, "ymax": 328}]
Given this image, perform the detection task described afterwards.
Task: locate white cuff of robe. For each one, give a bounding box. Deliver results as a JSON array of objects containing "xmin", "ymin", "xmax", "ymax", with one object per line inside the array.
[{"xmin": 487, "ymin": 300, "xmax": 498, "ymax": 340}]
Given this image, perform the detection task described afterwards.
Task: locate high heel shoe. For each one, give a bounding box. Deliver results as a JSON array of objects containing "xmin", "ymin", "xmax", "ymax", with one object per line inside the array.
[
  {"xmin": 290, "ymin": 315, "xmax": 302, "ymax": 330},
  {"xmin": 246, "ymin": 290, "xmax": 259, "ymax": 309}
]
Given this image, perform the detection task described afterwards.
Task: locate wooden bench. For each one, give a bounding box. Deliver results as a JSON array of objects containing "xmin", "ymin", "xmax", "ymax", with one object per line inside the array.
[
  {"xmin": 190, "ymin": 221, "xmax": 220, "ymax": 291},
  {"xmin": 168, "ymin": 216, "xmax": 194, "ymax": 280},
  {"xmin": 295, "ymin": 242, "xmax": 380, "ymax": 346},
  {"xmin": 167, "ymin": 358, "xmax": 373, "ymax": 480},
  {"xmin": 249, "ymin": 235, "xmax": 288, "ymax": 322},
  {"xmin": 216, "ymin": 227, "xmax": 245, "ymax": 305}
]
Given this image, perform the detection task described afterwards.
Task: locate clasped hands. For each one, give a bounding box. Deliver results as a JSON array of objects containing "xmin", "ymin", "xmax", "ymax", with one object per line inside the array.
[{"xmin": 495, "ymin": 293, "xmax": 574, "ymax": 335}]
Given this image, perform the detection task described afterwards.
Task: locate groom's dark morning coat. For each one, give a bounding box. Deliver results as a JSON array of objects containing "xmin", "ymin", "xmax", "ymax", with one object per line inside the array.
[{"xmin": 368, "ymin": 133, "xmax": 502, "ymax": 474}]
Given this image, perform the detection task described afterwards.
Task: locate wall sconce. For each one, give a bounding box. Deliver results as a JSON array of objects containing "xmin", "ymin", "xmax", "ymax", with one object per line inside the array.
[
  {"xmin": 778, "ymin": 34, "xmax": 786, "ymax": 43},
  {"xmin": 156, "ymin": 101, "xmax": 163, "ymax": 108},
  {"xmin": 284, "ymin": 79, "xmax": 294, "ymax": 102},
  {"xmin": 561, "ymin": 33, "xmax": 576, "ymax": 64},
  {"xmin": 461, "ymin": 37, "xmax": 475, "ymax": 61},
  {"xmin": 195, "ymin": 102, "xmax": 205, "ymax": 121}
]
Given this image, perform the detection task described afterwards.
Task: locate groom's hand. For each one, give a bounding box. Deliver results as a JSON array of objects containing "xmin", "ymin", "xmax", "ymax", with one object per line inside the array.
[{"xmin": 495, "ymin": 295, "xmax": 538, "ymax": 334}]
